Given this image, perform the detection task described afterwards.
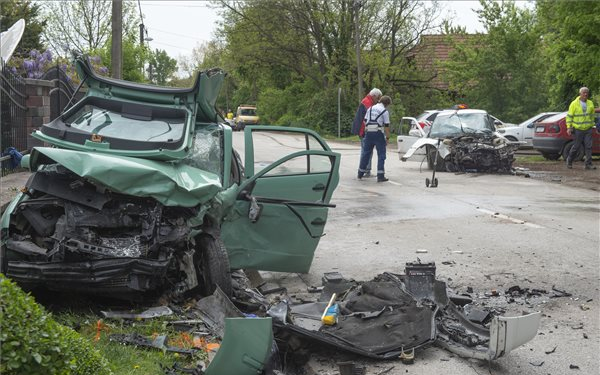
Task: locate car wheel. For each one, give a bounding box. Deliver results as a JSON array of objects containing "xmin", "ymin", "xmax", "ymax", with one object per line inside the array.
[
  {"xmin": 562, "ymin": 141, "xmax": 584, "ymax": 161},
  {"xmin": 540, "ymin": 152, "xmax": 560, "ymax": 160},
  {"xmin": 505, "ymin": 136, "xmax": 518, "ymax": 142},
  {"xmin": 426, "ymin": 146, "xmax": 446, "ymax": 172},
  {"xmin": 195, "ymin": 234, "xmax": 232, "ymax": 297}
]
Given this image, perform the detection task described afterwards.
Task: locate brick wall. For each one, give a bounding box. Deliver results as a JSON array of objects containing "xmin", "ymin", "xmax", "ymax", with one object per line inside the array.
[{"xmin": 23, "ymin": 78, "xmax": 53, "ymax": 149}]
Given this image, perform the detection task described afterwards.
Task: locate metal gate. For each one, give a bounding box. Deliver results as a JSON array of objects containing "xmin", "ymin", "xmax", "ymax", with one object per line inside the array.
[
  {"xmin": 0, "ymin": 60, "xmax": 27, "ymax": 176},
  {"xmin": 42, "ymin": 65, "xmax": 80, "ymax": 121}
]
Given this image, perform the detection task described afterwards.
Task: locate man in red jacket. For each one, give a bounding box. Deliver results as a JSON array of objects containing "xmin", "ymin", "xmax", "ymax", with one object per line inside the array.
[{"xmin": 351, "ymin": 88, "xmax": 382, "ymax": 177}]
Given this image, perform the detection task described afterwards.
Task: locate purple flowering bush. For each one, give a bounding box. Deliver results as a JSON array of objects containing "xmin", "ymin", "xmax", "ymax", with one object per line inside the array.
[
  {"xmin": 8, "ymin": 50, "xmax": 109, "ymax": 82},
  {"xmin": 23, "ymin": 49, "xmax": 54, "ymax": 78}
]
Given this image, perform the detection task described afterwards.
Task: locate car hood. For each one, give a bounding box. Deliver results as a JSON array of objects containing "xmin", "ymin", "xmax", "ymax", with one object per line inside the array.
[
  {"xmin": 25, "ymin": 147, "xmax": 222, "ymax": 207},
  {"xmin": 76, "ymin": 56, "xmax": 224, "ymax": 122}
]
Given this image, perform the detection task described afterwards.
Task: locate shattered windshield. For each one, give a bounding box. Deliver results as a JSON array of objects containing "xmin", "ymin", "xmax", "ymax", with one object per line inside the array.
[
  {"xmin": 181, "ymin": 124, "xmax": 223, "ymax": 178},
  {"xmin": 430, "ymin": 112, "xmax": 494, "ymax": 138},
  {"xmin": 65, "ymin": 103, "xmax": 186, "ymax": 143}
]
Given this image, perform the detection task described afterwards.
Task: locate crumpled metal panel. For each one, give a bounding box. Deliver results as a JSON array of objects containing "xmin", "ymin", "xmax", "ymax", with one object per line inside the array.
[
  {"xmin": 27, "ymin": 147, "xmax": 223, "ymax": 207},
  {"xmin": 205, "ymin": 318, "xmax": 273, "ymax": 375}
]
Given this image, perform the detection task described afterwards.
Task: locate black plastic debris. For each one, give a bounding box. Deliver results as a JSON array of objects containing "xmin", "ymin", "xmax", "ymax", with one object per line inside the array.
[
  {"xmin": 550, "ymin": 286, "xmax": 572, "ymax": 298},
  {"xmin": 545, "ymin": 346, "xmax": 557, "ymax": 355},
  {"xmin": 161, "ymin": 362, "xmax": 205, "ymax": 375},
  {"xmin": 258, "ymin": 283, "xmax": 286, "ymax": 295},
  {"xmin": 569, "ymin": 364, "xmax": 580, "ymax": 370},
  {"xmin": 338, "ymin": 361, "xmax": 366, "ymax": 375},
  {"xmin": 465, "ymin": 307, "xmax": 491, "ymax": 325}
]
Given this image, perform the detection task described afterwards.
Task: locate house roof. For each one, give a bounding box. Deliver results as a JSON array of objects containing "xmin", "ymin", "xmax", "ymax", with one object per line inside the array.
[{"xmin": 408, "ymin": 34, "xmax": 482, "ymax": 90}]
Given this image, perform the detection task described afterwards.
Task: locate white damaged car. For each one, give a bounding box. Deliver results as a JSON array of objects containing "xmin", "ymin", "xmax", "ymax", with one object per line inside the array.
[{"xmin": 398, "ymin": 109, "xmax": 521, "ymax": 173}]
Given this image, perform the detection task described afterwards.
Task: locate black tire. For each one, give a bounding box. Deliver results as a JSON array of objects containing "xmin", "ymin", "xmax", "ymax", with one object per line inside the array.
[
  {"xmin": 562, "ymin": 141, "xmax": 584, "ymax": 161},
  {"xmin": 540, "ymin": 152, "xmax": 560, "ymax": 161},
  {"xmin": 504, "ymin": 136, "xmax": 518, "ymax": 142},
  {"xmin": 195, "ymin": 235, "xmax": 232, "ymax": 297},
  {"xmin": 426, "ymin": 146, "xmax": 446, "ymax": 172},
  {"xmin": 425, "ymin": 178, "xmax": 430, "ymax": 187},
  {"xmin": 432, "ymin": 178, "xmax": 438, "ymax": 187}
]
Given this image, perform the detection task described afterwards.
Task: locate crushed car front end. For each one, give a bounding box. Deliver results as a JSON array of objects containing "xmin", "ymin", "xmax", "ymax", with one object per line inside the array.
[{"xmin": 0, "ymin": 56, "xmax": 234, "ymax": 299}]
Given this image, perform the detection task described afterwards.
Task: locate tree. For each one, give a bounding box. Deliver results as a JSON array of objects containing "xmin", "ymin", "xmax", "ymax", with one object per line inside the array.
[
  {"xmin": 148, "ymin": 49, "xmax": 177, "ymax": 85},
  {"xmin": 445, "ymin": 0, "xmax": 547, "ymax": 122},
  {"xmin": 214, "ymin": 0, "xmax": 446, "ymax": 133},
  {"xmin": 0, "ymin": 0, "xmax": 46, "ymax": 57},
  {"xmin": 41, "ymin": 0, "xmax": 138, "ymax": 57},
  {"xmin": 97, "ymin": 32, "xmax": 148, "ymax": 82},
  {"xmin": 536, "ymin": 1, "xmax": 600, "ymax": 108}
]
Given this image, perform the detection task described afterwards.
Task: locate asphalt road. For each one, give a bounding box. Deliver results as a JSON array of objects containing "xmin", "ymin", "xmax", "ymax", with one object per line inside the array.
[{"xmin": 234, "ymin": 131, "xmax": 600, "ymax": 375}]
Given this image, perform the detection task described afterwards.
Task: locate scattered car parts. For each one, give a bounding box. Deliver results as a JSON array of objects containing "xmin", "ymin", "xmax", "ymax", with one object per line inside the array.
[{"xmin": 270, "ymin": 262, "xmax": 541, "ymax": 361}]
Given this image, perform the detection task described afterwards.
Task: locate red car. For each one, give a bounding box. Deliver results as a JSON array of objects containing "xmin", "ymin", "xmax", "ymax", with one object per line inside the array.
[{"xmin": 532, "ymin": 109, "xmax": 600, "ymax": 160}]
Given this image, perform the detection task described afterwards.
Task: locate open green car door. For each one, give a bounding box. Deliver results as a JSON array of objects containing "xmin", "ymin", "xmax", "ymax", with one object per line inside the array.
[{"xmin": 221, "ymin": 127, "xmax": 340, "ymax": 272}]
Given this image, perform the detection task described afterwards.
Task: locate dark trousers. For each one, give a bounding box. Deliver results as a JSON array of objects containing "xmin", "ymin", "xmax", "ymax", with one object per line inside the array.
[
  {"xmin": 359, "ymin": 136, "xmax": 372, "ymax": 172},
  {"xmin": 568, "ymin": 128, "xmax": 593, "ymax": 166},
  {"xmin": 358, "ymin": 131, "xmax": 386, "ymax": 178}
]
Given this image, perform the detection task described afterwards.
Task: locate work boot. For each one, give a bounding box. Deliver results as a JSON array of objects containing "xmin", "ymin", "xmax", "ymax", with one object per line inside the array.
[
  {"xmin": 364, "ymin": 171, "xmax": 372, "ymax": 178},
  {"xmin": 377, "ymin": 175, "xmax": 389, "ymax": 182},
  {"xmin": 357, "ymin": 172, "xmax": 364, "ymax": 180},
  {"xmin": 566, "ymin": 159, "xmax": 572, "ymax": 169},
  {"xmin": 585, "ymin": 164, "xmax": 597, "ymax": 170}
]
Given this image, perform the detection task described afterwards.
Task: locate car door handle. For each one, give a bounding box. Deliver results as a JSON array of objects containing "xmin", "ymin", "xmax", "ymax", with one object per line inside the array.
[
  {"xmin": 311, "ymin": 218, "xmax": 326, "ymax": 226},
  {"xmin": 312, "ymin": 183, "xmax": 325, "ymax": 191}
]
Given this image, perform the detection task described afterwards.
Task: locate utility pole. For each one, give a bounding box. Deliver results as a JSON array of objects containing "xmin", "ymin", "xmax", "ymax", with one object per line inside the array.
[
  {"xmin": 111, "ymin": 0, "xmax": 122, "ymax": 79},
  {"xmin": 353, "ymin": 0, "xmax": 364, "ymax": 103}
]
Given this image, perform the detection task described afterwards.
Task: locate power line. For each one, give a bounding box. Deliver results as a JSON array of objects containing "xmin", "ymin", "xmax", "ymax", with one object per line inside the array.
[
  {"xmin": 150, "ymin": 27, "xmax": 209, "ymax": 41},
  {"xmin": 151, "ymin": 40, "xmax": 194, "ymax": 52},
  {"xmin": 141, "ymin": 3, "xmax": 215, "ymax": 9}
]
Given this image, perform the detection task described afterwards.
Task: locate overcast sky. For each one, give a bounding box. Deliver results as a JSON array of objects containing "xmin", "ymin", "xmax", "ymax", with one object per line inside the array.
[{"xmin": 140, "ymin": 1, "xmax": 532, "ymax": 61}]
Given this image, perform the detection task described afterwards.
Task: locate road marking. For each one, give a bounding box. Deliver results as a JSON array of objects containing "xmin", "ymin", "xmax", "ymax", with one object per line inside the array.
[{"xmin": 477, "ymin": 208, "xmax": 544, "ymax": 228}]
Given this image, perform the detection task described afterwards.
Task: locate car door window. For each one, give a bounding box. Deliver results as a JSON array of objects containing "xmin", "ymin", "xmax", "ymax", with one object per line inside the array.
[
  {"xmin": 249, "ymin": 130, "xmax": 328, "ymax": 175},
  {"xmin": 263, "ymin": 153, "xmax": 333, "ymax": 176}
]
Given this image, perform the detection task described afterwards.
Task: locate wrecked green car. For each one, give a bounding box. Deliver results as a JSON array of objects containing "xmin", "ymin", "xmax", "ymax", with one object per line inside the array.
[{"xmin": 0, "ymin": 56, "xmax": 340, "ymax": 300}]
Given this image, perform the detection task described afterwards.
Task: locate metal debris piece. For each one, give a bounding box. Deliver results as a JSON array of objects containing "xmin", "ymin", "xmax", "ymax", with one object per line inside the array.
[
  {"xmin": 375, "ymin": 366, "xmax": 395, "ymax": 375},
  {"xmin": 550, "ymin": 286, "xmax": 572, "ymax": 298},
  {"xmin": 529, "ymin": 361, "xmax": 544, "ymax": 367},
  {"xmin": 101, "ymin": 306, "xmax": 173, "ymax": 320},
  {"xmin": 109, "ymin": 333, "xmax": 197, "ymax": 355}
]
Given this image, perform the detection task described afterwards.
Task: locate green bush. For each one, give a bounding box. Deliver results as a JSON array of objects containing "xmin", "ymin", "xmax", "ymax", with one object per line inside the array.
[{"xmin": 0, "ymin": 275, "xmax": 112, "ymax": 375}]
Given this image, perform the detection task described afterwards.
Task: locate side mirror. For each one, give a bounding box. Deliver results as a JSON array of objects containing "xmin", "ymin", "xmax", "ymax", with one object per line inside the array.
[{"xmin": 494, "ymin": 120, "xmax": 502, "ymax": 126}]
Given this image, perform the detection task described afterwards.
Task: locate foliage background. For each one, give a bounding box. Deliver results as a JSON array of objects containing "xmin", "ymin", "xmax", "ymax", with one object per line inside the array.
[{"xmin": 1, "ymin": 0, "xmax": 598, "ymax": 132}]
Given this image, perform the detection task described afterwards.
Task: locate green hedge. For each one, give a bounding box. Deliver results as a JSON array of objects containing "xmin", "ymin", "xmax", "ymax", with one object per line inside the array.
[{"xmin": 0, "ymin": 275, "xmax": 112, "ymax": 375}]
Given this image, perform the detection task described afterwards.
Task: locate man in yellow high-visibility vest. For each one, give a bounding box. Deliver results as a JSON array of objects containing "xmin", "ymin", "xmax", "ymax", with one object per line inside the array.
[{"xmin": 566, "ymin": 87, "xmax": 596, "ymax": 170}]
